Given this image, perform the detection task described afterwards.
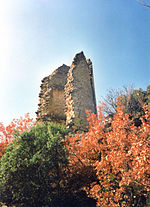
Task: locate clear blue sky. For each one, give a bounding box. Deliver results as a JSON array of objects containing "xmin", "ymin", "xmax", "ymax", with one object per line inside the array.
[{"xmin": 0, "ymin": 0, "xmax": 150, "ymax": 125}]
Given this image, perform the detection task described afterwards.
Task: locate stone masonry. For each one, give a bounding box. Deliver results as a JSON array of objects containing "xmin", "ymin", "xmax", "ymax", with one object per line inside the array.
[
  {"xmin": 36, "ymin": 51, "xmax": 97, "ymax": 130},
  {"xmin": 65, "ymin": 52, "xmax": 97, "ymax": 130},
  {"xmin": 36, "ymin": 64, "xmax": 70, "ymax": 123}
]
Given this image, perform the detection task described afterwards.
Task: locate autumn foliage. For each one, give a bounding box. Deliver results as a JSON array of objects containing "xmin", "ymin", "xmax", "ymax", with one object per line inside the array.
[
  {"xmin": 0, "ymin": 102, "xmax": 149, "ymax": 206},
  {"xmin": 66, "ymin": 102, "xmax": 150, "ymax": 207},
  {"xmin": 0, "ymin": 113, "xmax": 34, "ymax": 158}
]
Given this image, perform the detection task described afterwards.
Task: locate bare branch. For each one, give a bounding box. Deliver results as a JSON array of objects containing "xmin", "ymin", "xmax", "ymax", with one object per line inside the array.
[{"xmin": 137, "ymin": 0, "xmax": 150, "ymax": 8}]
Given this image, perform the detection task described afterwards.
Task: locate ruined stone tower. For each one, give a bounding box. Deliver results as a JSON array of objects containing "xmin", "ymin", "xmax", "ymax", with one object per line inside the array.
[
  {"xmin": 36, "ymin": 51, "xmax": 97, "ymax": 130},
  {"xmin": 36, "ymin": 64, "xmax": 70, "ymax": 122},
  {"xmin": 65, "ymin": 52, "xmax": 97, "ymax": 130}
]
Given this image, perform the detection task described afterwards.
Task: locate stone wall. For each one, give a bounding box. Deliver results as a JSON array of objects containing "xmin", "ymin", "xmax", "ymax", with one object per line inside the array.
[
  {"xmin": 36, "ymin": 64, "xmax": 70, "ymax": 123},
  {"xmin": 65, "ymin": 52, "xmax": 97, "ymax": 130},
  {"xmin": 36, "ymin": 52, "xmax": 97, "ymax": 130}
]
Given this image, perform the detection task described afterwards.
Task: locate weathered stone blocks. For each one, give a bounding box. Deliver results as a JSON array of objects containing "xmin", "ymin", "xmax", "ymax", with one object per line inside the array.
[
  {"xmin": 36, "ymin": 52, "xmax": 97, "ymax": 130},
  {"xmin": 36, "ymin": 64, "xmax": 70, "ymax": 123},
  {"xmin": 65, "ymin": 52, "xmax": 97, "ymax": 130}
]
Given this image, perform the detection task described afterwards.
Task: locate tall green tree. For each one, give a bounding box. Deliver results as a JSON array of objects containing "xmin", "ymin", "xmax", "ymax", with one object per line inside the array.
[{"xmin": 0, "ymin": 123, "xmax": 68, "ymax": 207}]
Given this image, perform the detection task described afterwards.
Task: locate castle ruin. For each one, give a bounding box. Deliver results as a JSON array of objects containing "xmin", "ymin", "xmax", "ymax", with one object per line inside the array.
[{"xmin": 36, "ymin": 51, "xmax": 97, "ymax": 131}]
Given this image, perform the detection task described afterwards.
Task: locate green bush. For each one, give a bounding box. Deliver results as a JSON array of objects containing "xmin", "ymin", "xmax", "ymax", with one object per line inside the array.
[{"xmin": 0, "ymin": 123, "xmax": 68, "ymax": 207}]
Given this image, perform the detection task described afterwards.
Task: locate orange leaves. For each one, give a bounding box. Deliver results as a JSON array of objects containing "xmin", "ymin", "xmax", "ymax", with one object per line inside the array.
[
  {"xmin": 0, "ymin": 141, "xmax": 8, "ymax": 158},
  {"xmin": 66, "ymin": 102, "xmax": 150, "ymax": 207},
  {"xmin": 0, "ymin": 113, "xmax": 34, "ymax": 158}
]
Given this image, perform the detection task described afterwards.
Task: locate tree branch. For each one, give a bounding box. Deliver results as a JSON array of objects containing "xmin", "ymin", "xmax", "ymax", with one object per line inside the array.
[{"xmin": 137, "ymin": 0, "xmax": 150, "ymax": 8}]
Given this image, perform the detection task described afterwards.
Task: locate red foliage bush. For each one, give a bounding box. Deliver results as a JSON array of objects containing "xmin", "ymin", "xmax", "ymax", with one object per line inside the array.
[{"xmin": 66, "ymin": 103, "xmax": 150, "ymax": 207}]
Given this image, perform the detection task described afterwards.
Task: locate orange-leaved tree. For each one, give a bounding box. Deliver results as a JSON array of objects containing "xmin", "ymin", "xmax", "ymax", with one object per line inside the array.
[
  {"xmin": 65, "ymin": 105, "xmax": 105, "ymax": 192},
  {"xmin": 66, "ymin": 103, "xmax": 150, "ymax": 207},
  {"xmin": 0, "ymin": 113, "xmax": 34, "ymax": 158}
]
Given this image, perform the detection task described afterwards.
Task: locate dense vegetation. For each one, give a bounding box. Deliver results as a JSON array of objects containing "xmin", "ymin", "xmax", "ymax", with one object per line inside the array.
[
  {"xmin": 0, "ymin": 123, "xmax": 68, "ymax": 207},
  {"xmin": 67, "ymin": 102, "xmax": 150, "ymax": 207},
  {"xmin": 0, "ymin": 86, "xmax": 149, "ymax": 207},
  {"xmin": 103, "ymin": 85, "xmax": 150, "ymax": 116}
]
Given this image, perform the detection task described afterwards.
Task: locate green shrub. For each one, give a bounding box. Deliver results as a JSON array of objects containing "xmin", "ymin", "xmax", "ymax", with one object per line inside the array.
[{"xmin": 0, "ymin": 123, "xmax": 68, "ymax": 207}]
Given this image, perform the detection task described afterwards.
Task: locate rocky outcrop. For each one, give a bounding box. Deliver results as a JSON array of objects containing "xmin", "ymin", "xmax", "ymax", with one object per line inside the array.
[{"xmin": 36, "ymin": 52, "xmax": 97, "ymax": 131}]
